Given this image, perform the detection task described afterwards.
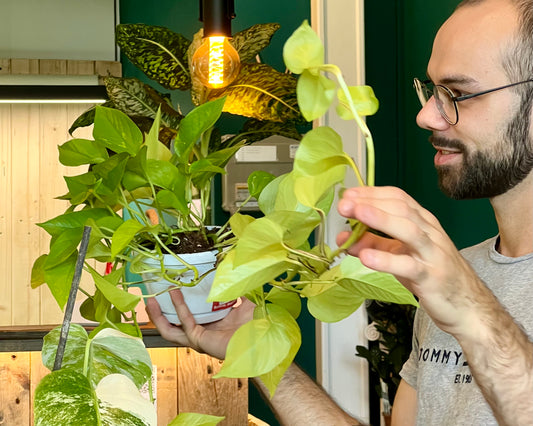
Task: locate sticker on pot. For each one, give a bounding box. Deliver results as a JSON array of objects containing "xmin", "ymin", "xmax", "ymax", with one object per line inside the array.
[{"xmin": 212, "ymin": 300, "xmax": 237, "ymax": 311}]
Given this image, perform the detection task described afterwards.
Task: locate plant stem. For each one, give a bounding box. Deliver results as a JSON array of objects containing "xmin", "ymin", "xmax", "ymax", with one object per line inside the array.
[
  {"xmin": 322, "ymin": 64, "xmax": 376, "ymax": 187},
  {"xmin": 282, "ymin": 242, "xmax": 329, "ymax": 265},
  {"xmin": 330, "ymin": 220, "xmax": 368, "ymax": 259},
  {"xmin": 152, "ymin": 233, "xmax": 199, "ymax": 280}
]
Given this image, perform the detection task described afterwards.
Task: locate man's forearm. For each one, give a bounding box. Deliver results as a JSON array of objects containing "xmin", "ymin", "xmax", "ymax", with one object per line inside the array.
[
  {"xmin": 457, "ymin": 285, "xmax": 533, "ymax": 426},
  {"xmin": 252, "ymin": 363, "xmax": 363, "ymax": 426}
]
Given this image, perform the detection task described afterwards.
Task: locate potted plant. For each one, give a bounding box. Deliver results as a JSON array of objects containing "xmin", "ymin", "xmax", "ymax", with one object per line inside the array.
[
  {"xmin": 30, "ymin": 21, "xmax": 304, "ymax": 426},
  {"xmin": 194, "ymin": 20, "xmax": 419, "ymax": 397},
  {"xmin": 30, "ymin": 20, "xmax": 418, "ymax": 425},
  {"xmin": 70, "ymin": 22, "xmax": 304, "ymax": 145},
  {"xmin": 356, "ymin": 301, "xmax": 416, "ymax": 423}
]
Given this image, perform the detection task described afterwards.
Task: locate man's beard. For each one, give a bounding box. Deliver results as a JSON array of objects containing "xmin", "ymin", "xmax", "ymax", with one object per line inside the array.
[{"xmin": 433, "ymin": 98, "xmax": 533, "ymax": 200}]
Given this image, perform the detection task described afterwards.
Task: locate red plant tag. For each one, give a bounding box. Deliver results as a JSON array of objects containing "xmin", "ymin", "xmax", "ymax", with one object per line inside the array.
[{"xmin": 212, "ymin": 300, "xmax": 237, "ymax": 312}]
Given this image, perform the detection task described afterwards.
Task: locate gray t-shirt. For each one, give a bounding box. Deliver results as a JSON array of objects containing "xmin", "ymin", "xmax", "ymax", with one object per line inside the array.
[{"xmin": 400, "ymin": 236, "xmax": 533, "ymax": 425}]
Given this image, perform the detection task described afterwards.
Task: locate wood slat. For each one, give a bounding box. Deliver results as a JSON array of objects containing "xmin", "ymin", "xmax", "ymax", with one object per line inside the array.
[
  {"xmin": 148, "ymin": 348, "xmax": 179, "ymax": 425},
  {"xmin": 38, "ymin": 59, "xmax": 67, "ymax": 75},
  {"xmin": 11, "ymin": 104, "xmax": 41, "ymax": 325},
  {"xmin": 0, "ymin": 105, "xmax": 12, "ymax": 325},
  {"xmin": 66, "ymin": 60, "xmax": 96, "ymax": 76},
  {"xmin": 38, "ymin": 104, "xmax": 71, "ymax": 324},
  {"xmin": 10, "ymin": 59, "xmax": 39, "ymax": 75},
  {"xmin": 177, "ymin": 348, "xmax": 248, "ymax": 425},
  {"xmin": 0, "ymin": 58, "xmax": 121, "ymax": 77},
  {"xmin": 94, "ymin": 60, "xmax": 122, "ymax": 78},
  {"xmin": 29, "ymin": 352, "xmax": 49, "ymax": 425},
  {"xmin": 0, "ymin": 59, "xmax": 11, "ymax": 74},
  {"xmin": 0, "ymin": 352, "xmax": 31, "ymax": 425}
]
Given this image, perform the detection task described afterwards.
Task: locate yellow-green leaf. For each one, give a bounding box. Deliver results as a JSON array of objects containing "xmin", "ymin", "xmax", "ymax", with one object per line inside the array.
[{"xmin": 336, "ymin": 85, "xmax": 379, "ymax": 120}]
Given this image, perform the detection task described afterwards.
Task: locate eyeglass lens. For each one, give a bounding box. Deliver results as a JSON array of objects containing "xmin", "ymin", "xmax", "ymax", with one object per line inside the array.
[
  {"xmin": 433, "ymin": 86, "xmax": 457, "ymax": 124},
  {"xmin": 414, "ymin": 79, "xmax": 457, "ymax": 124}
]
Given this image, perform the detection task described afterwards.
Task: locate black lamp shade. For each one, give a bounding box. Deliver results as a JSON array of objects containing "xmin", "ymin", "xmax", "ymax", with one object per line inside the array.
[{"xmin": 199, "ymin": 0, "xmax": 236, "ymax": 37}]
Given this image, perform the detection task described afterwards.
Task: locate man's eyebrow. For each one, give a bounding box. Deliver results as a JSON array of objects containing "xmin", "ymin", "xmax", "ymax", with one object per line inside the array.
[{"xmin": 427, "ymin": 73, "xmax": 478, "ymax": 86}]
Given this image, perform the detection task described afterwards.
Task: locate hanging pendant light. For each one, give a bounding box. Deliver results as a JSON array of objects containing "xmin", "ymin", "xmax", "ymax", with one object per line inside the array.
[{"xmin": 191, "ymin": 0, "xmax": 241, "ymax": 89}]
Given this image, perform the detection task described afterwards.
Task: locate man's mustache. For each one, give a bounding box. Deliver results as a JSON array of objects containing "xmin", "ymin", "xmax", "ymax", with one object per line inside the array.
[{"xmin": 429, "ymin": 135, "xmax": 466, "ymax": 151}]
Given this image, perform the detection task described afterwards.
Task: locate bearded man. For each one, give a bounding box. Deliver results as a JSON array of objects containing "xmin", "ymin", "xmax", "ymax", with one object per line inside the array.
[{"xmin": 147, "ymin": 0, "xmax": 533, "ymax": 424}]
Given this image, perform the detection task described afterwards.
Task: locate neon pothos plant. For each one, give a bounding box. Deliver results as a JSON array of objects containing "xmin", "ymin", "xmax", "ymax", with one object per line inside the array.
[
  {"xmin": 31, "ymin": 98, "xmax": 253, "ymax": 425},
  {"xmin": 205, "ymin": 20, "xmax": 418, "ymax": 396}
]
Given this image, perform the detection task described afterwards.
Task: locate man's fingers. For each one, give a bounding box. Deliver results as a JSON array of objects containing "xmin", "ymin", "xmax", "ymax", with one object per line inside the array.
[
  {"xmin": 145, "ymin": 294, "xmax": 190, "ymax": 345},
  {"xmin": 169, "ymin": 289, "xmax": 197, "ymax": 332}
]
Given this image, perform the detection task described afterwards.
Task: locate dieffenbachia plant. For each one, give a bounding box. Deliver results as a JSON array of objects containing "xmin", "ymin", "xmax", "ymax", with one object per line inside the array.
[{"xmin": 207, "ymin": 20, "xmax": 418, "ymax": 396}]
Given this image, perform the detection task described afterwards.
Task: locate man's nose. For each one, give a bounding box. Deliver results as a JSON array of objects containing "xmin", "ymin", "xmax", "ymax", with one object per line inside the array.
[{"xmin": 416, "ymin": 96, "xmax": 451, "ymax": 131}]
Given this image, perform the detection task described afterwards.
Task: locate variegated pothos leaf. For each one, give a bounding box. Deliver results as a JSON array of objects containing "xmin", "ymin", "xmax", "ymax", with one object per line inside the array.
[
  {"xmin": 232, "ymin": 23, "xmax": 281, "ymax": 63},
  {"xmin": 188, "ymin": 29, "xmax": 208, "ymax": 107},
  {"xmin": 207, "ymin": 63, "xmax": 302, "ymax": 122},
  {"xmin": 68, "ymin": 101, "xmax": 115, "ymax": 135},
  {"xmin": 116, "ymin": 23, "xmax": 191, "ymax": 90},
  {"xmin": 236, "ymin": 119, "xmax": 302, "ymax": 145},
  {"xmin": 104, "ymin": 77, "xmax": 183, "ymax": 130}
]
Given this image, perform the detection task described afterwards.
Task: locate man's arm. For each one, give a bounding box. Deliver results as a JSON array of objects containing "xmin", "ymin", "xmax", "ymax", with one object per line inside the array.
[
  {"xmin": 147, "ymin": 291, "xmax": 365, "ymax": 425},
  {"xmin": 337, "ymin": 186, "xmax": 533, "ymax": 426},
  {"xmin": 252, "ymin": 363, "xmax": 361, "ymax": 426},
  {"xmin": 391, "ymin": 380, "xmax": 417, "ymax": 426},
  {"xmin": 453, "ymin": 284, "xmax": 533, "ymax": 426}
]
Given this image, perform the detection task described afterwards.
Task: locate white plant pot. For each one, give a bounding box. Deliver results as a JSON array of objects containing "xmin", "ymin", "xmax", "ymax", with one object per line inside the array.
[{"xmin": 142, "ymin": 250, "xmax": 235, "ymax": 325}]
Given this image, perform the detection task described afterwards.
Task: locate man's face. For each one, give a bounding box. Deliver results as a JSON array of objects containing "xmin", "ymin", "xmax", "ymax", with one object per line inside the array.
[
  {"xmin": 416, "ymin": 0, "xmax": 533, "ymax": 200},
  {"xmin": 432, "ymin": 96, "xmax": 533, "ymax": 199}
]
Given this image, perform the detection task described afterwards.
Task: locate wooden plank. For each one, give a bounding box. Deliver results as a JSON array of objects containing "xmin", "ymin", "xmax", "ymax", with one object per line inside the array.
[
  {"xmin": 94, "ymin": 60, "xmax": 122, "ymax": 78},
  {"xmin": 0, "ymin": 105, "xmax": 13, "ymax": 326},
  {"xmin": 29, "ymin": 352, "xmax": 50, "ymax": 425},
  {"xmin": 0, "ymin": 59, "xmax": 11, "ymax": 74},
  {"xmin": 177, "ymin": 348, "xmax": 248, "ymax": 426},
  {"xmin": 11, "ymin": 104, "xmax": 41, "ymax": 326},
  {"xmin": 0, "ymin": 352, "xmax": 31, "ymax": 425},
  {"xmin": 39, "ymin": 59, "xmax": 67, "ymax": 75},
  {"xmin": 10, "ymin": 59, "xmax": 39, "ymax": 75},
  {"xmin": 67, "ymin": 60, "xmax": 96, "ymax": 76},
  {"xmin": 148, "ymin": 348, "xmax": 178, "ymax": 425},
  {"xmin": 38, "ymin": 104, "xmax": 70, "ymax": 324}
]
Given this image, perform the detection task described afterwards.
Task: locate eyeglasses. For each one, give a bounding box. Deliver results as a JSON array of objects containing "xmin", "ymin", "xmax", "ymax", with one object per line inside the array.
[{"xmin": 413, "ymin": 77, "xmax": 533, "ymax": 125}]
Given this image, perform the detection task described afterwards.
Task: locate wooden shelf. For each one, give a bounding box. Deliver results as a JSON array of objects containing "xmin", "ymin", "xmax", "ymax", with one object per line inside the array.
[{"xmin": 0, "ymin": 324, "xmax": 175, "ymax": 352}]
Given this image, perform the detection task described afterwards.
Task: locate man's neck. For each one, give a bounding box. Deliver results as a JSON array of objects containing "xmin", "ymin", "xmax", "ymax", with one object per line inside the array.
[{"xmin": 490, "ymin": 174, "xmax": 533, "ymax": 257}]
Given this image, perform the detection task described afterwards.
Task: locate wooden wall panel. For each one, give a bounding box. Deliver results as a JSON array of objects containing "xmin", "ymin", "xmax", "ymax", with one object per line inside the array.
[
  {"xmin": 0, "ymin": 105, "xmax": 13, "ymax": 325},
  {"xmin": 0, "ymin": 58, "xmax": 120, "ymax": 327},
  {"xmin": 177, "ymin": 348, "xmax": 249, "ymax": 426},
  {"xmin": 0, "ymin": 103, "xmax": 97, "ymax": 326},
  {"xmin": 0, "ymin": 59, "xmax": 121, "ymax": 78},
  {"xmin": 148, "ymin": 348, "xmax": 178, "ymax": 426},
  {"xmin": 0, "ymin": 348, "xmax": 250, "ymax": 426},
  {"xmin": 0, "ymin": 352, "xmax": 32, "ymax": 425},
  {"xmin": 10, "ymin": 104, "xmax": 41, "ymax": 325}
]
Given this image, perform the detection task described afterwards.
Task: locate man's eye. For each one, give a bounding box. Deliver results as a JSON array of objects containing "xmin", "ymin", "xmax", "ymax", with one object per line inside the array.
[{"xmin": 449, "ymin": 88, "xmax": 464, "ymax": 97}]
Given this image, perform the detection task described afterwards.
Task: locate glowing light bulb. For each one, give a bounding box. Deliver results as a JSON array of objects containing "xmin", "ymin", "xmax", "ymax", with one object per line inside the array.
[{"xmin": 191, "ymin": 36, "xmax": 240, "ymax": 89}]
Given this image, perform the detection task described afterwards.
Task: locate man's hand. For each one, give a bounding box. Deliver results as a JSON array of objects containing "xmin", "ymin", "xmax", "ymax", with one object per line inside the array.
[
  {"xmin": 336, "ymin": 186, "xmax": 484, "ymax": 335},
  {"xmin": 145, "ymin": 290, "xmax": 255, "ymax": 360}
]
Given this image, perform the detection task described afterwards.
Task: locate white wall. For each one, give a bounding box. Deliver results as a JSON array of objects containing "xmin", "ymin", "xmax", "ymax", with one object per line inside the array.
[
  {"xmin": 0, "ymin": 0, "xmax": 117, "ymax": 60},
  {"xmin": 311, "ymin": 0, "xmax": 370, "ymax": 423}
]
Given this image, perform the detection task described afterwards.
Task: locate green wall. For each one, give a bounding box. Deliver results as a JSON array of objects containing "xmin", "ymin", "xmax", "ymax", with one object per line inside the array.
[
  {"xmin": 119, "ymin": 2, "xmax": 311, "ymax": 424},
  {"xmin": 365, "ymin": 0, "xmax": 497, "ymax": 250}
]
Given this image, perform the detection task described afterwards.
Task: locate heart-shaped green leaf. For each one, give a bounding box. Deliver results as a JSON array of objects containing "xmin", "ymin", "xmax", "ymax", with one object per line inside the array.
[
  {"xmin": 58, "ymin": 139, "xmax": 109, "ymax": 166},
  {"xmin": 283, "ymin": 20, "xmax": 324, "ymax": 74},
  {"xmin": 336, "ymin": 85, "xmax": 379, "ymax": 120},
  {"xmin": 296, "ymin": 70, "xmax": 336, "ymax": 121},
  {"xmin": 93, "ymin": 106, "xmax": 143, "ymax": 156}
]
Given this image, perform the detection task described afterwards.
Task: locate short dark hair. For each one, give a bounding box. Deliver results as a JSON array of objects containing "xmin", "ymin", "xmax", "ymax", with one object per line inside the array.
[{"xmin": 457, "ymin": 0, "xmax": 533, "ymax": 103}]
